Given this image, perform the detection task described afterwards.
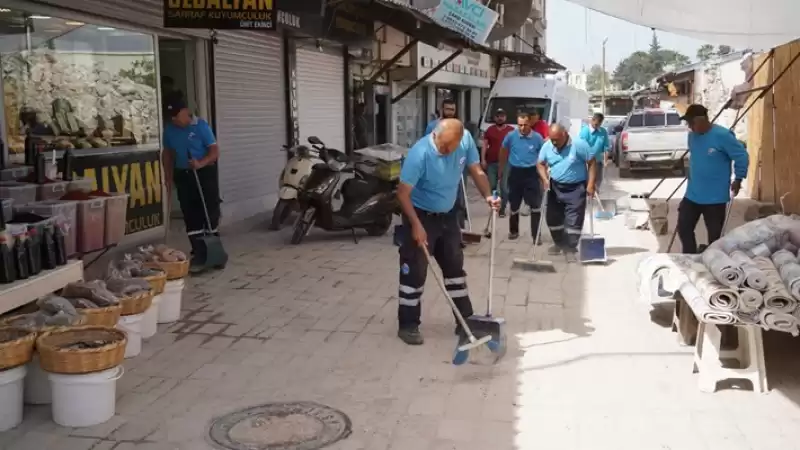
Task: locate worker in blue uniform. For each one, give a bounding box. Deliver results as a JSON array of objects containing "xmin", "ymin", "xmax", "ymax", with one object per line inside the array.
[
  {"xmin": 579, "ymin": 113, "xmax": 609, "ymax": 191},
  {"xmin": 678, "ymin": 104, "xmax": 749, "ymax": 253},
  {"xmin": 499, "ymin": 112, "xmax": 545, "ymax": 241},
  {"xmin": 537, "ymin": 123, "xmax": 597, "ymax": 259},
  {"xmin": 396, "ymin": 118, "xmax": 498, "ymax": 347}
]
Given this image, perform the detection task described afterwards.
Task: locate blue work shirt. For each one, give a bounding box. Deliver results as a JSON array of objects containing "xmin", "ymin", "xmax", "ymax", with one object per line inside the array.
[
  {"xmin": 579, "ymin": 124, "xmax": 609, "ymax": 162},
  {"xmin": 502, "ymin": 129, "xmax": 544, "ymax": 168},
  {"xmin": 163, "ymin": 117, "xmax": 216, "ymax": 169},
  {"xmin": 400, "ymin": 134, "xmax": 480, "ymax": 213},
  {"xmin": 538, "ymin": 138, "xmax": 593, "ymax": 184},
  {"xmin": 686, "ymin": 124, "xmax": 749, "ymax": 205}
]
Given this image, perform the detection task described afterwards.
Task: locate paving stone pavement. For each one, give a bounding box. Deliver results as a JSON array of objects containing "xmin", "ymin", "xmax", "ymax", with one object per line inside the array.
[{"xmin": 5, "ymin": 169, "xmax": 800, "ymax": 450}]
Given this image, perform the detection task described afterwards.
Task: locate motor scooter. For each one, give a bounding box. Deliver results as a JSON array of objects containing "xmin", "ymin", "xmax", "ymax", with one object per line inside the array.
[
  {"xmin": 290, "ymin": 137, "xmax": 399, "ymax": 245},
  {"xmin": 269, "ymin": 143, "xmax": 324, "ymax": 230}
]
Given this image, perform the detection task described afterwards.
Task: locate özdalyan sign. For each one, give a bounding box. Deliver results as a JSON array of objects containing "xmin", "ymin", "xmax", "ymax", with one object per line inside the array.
[
  {"xmin": 432, "ymin": 0, "xmax": 498, "ymax": 45},
  {"xmin": 164, "ymin": 0, "xmax": 275, "ymax": 30}
]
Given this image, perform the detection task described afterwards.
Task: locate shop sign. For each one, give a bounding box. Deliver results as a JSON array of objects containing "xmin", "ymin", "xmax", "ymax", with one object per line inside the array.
[
  {"xmin": 431, "ymin": 0, "xmax": 498, "ymax": 45},
  {"xmin": 163, "ymin": 0, "xmax": 276, "ymax": 30},
  {"xmin": 71, "ymin": 151, "xmax": 163, "ymax": 235},
  {"xmin": 277, "ymin": 2, "xmax": 373, "ymax": 43}
]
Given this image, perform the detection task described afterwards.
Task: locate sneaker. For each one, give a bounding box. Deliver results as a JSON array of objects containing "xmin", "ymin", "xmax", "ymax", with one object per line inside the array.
[
  {"xmin": 547, "ymin": 245, "xmax": 562, "ymax": 256},
  {"xmin": 398, "ymin": 327, "xmax": 424, "ymax": 345},
  {"xmin": 189, "ymin": 256, "xmax": 207, "ymax": 274},
  {"xmin": 563, "ymin": 247, "xmax": 578, "ymax": 263},
  {"xmin": 508, "ymin": 232, "xmax": 519, "ymax": 240},
  {"xmin": 499, "ymin": 209, "xmax": 507, "ymax": 218}
]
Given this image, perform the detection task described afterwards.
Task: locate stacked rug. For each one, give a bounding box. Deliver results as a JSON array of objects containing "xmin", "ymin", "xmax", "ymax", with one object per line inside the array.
[{"xmin": 639, "ymin": 214, "xmax": 800, "ymax": 335}]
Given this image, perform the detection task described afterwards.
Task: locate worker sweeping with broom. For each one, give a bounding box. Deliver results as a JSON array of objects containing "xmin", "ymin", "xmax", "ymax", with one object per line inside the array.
[
  {"xmin": 396, "ymin": 119, "xmax": 498, "ymax": 362},
  {"xmin": 537, "ymin": 123, "xmax": 597, "ymax": 261}
]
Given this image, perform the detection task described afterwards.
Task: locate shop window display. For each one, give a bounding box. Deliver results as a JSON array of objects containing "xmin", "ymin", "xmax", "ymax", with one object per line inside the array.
[{"xmin": 0, "ymin": 10, "xmax": 159, "ymax": 160}]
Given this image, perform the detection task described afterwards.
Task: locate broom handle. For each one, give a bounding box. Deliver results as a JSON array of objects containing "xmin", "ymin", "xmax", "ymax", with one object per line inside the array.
[
  {"xmin": 588, "ymin": 190, "xmax": 595, "ymax": 236},
  {"xmin": 461, "ymin": 176, "xmax": 472, "ymax": 231},
  {"xmin": 421, "ymin": 245, "xmax": 477, "ymax": 341},
  {"xmin": 531, "ymin": 189, "xmax": 548, "ymax": 261},
  {"xmin": 487, "ymin": 192, "xmax": 497, "ymax": 316},
  {"xmin": 189, "ymin": 149, "xmax": 215, "ymax": 232}
]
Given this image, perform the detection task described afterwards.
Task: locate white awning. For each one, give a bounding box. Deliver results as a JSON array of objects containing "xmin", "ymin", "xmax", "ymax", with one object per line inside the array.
[{"xmin": 565, "ymin": 0, "xmax": 800, "ymax": 50}]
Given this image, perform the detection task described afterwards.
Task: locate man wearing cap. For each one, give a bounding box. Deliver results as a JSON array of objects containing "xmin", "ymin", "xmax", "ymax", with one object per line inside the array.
[
  {"xmin": 162, "ymin": 99, "xmax": 225, "ymax": 273},
  {"xmin": 677, "ymin": 104, "xmax": 749, "ymax": 253},
  {"xmin": 500, "ymin": 113, "xmax": 545, "ymax": 241},
  {"xmin": 482, "ymin": 108, "xmax": 514, "ymax": 217}
]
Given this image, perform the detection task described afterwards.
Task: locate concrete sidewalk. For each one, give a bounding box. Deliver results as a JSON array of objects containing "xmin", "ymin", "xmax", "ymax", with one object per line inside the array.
[{"xmin": 4, "ymin": 168, "xmax": 800, "ymax": 450}]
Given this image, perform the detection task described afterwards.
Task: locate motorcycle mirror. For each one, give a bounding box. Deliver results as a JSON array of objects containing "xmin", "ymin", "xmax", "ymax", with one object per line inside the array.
[{"xmin": 307, "ymin": 136, "xmax": 324, "ymax": 146}]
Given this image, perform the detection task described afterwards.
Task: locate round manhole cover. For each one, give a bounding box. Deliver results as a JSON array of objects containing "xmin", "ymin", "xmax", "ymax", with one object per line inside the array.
[{"xmin": 209, "ymin": 402, "xmax": 351, "ymax": 450}]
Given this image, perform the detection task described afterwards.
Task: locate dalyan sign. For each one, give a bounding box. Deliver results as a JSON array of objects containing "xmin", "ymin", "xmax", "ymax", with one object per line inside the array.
[{"xmin": 163, "ymin": 0, "xmax": 276, "ymax": 30}]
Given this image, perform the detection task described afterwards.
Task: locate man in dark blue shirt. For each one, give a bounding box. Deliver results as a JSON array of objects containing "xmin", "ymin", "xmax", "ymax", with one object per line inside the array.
[
  {"xmin": 397, "ymin": 118, "xmax": 498, "ymax": 347},
  {"xmin": 162, "ymin": 99, "xmax": 224, "ymax": 273},
  {"xmin": 499, "ymin": 113, "xmax": 545, "ymax": 241},
  {"xmin": 677, "ymin": 104, "xmax": 749, "ymax": 253}
]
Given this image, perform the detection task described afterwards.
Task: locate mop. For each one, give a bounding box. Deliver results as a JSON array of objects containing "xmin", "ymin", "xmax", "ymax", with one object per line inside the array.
[
  {"xmin": 465, "ymin": 204, "xmax": 507, "ymax": 363},
  {"xmin": 421, "ymin": 245, "xmax": 492, "ymax": 365},
  {"xmin": 460, "ymin": 177, "xmax": 483, "ymax": 244},
  {"xmin": 512, "ymin": 190, "xmax": 556, "ymax": 272},
  {"xmin": 579, "ymin": 199, "xmax": 607, "ymax": 264}
]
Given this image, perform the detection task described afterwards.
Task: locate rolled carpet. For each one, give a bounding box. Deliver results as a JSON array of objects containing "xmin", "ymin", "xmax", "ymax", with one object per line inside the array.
[
  {"xmin": 676, "ymin": 280, "xmax": 739, "ymax": 325},
  {"xmin": 771, "ymin": 249, "xmax": 798, "ymax": 269},
  {"xmin": 685, "ymin": 262, "xmax": 741, "ymax": 312},
  {"xmin": 759, "ymin": 309, "xmax": 800, "ymax": 336},
  {"xmin": 736, "ymin": 310, "xmax": 760, "ymax": 325},
  {"xmin": 701, "ymin": 248, "xmax": 745, "ymax": 287},
  {"xmin": 738, "ymin": 288, "xmax": 764, "ymax": 312},
  {"xmin": 730, "ymin": 251, "xmax": 768, "ymax": 291},
  {"xmin": 636, "ymin": 253, "xmax": 699, "ymax": 305},
  {"xmin": 753, "ymin": 256, "xmax": 797, "ymax": 311}
]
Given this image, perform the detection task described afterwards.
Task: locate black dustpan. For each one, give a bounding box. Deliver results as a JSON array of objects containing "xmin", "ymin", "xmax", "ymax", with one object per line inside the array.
[{"xmin": 191, "ymin": 165, "xmax": 228, "ymax": 270}]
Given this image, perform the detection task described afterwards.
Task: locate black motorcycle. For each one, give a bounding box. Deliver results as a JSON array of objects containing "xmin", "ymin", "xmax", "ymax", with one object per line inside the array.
[{"xmin": 290, "ymin": 136, "xmax": 398, "ymax": 245}]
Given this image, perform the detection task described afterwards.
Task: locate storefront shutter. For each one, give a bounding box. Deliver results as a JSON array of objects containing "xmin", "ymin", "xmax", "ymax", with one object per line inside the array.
[
  {"xmin": 296, "ymin": 47, "xmax": 346, "ymax": 151},
  {"xmin": 213, "ymin": 31, "xmax": 287, "ymax": 222},
  {"xmin": 35, "ymin": 0, "xmax": 208, "ymax": 37}
]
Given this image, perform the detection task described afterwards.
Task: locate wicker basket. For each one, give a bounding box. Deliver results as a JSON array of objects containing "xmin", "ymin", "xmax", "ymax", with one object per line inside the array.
[
  {"xmin": 78, "ymin": 304, "xmax": 123, "ymax": 327},
  {"xmin": 120, "ymin": 290, "xmax": 154, "ymax": 316},
  {"xmin": 142, "ymin": 270, "xmax": 167, "ymax": 295},
  {"xmin": 0, "ymin": 327, "xmax": 37, "ymax": 370},
  {"xmin": 36, "ymin": 326, "xmax": 126, "ymax": 374},
  {"xmin": 144, "ymin": 260, "xmax": 189, "ymax": 281},
  {"xmin": 0, "ymin": 314, "xmax": 88, "ymax": 336}
]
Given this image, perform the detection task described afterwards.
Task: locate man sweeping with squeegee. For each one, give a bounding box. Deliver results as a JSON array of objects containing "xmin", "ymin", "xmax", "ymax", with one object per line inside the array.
[{"xmin": 396, "ymin": 118, "xmax": 501, "ymax": 364}]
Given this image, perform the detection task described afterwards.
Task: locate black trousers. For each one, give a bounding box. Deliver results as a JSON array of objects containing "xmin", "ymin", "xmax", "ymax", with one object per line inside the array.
[
  {"xmin": 397, "ymin": 209, "xmax": 474, "ymax": 329},
  {"xmin": 507, "ymin": 165, "xmax": 542, "ymax": 237},
  {"xmin": 546, "ymin": 180, "xmax": 587, "ymax": 249},
  {"xmin": 455, "ymin": 175, "xmax": 466, "ymax": 230},
  {"xmin": 174, "ymin": 165, "xmax": 221, "ymax": 257},
  {"xmin": 677, "ymin": 198, "xmax": 727, "ymax": 254}
]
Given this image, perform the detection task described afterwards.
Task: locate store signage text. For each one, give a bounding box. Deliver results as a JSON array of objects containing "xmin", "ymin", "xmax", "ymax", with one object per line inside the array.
[
  {"xmin": 71, "ymin": 151, "xmax": 164, "ymax": 235},
  {"xmin": 276, "ymin": 2, "xmax": 373, "ymax": 43},
  {"xmin": 277, "ymin": 10, "xmax": 300, "ymax": 28},
  {"xmin": 164, "ymin": 0, "xmax": 276, "ymax": 30},
  {"xmin": 431, "ymin": 0, "xmax": 499, "ymax": 45},
  {"xmin": 420, "ymin": 56, "xmax": 488, "ymax": 79}
]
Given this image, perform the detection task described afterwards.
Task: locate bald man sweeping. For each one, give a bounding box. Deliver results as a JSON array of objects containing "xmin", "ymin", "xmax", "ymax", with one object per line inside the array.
[{"xmin": 397, "ymin": 118, "xmax": 499, "ymax": 346}]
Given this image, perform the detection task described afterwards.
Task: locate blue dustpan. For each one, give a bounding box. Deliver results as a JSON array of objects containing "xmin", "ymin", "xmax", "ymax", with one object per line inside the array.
[{"xmin": 580, "ymin": 202, "xmax": 607, "ymax": 264}]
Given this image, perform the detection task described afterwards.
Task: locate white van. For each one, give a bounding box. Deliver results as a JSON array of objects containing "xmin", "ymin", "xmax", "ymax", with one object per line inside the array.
[{"xmin": 479, "ymin": 76, "xmax": 590, "ymax": 143}]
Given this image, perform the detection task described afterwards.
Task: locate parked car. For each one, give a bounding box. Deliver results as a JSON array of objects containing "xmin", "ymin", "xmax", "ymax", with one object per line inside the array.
[{"xmin": 614, "ymin": 108, "xmax": 689, "ymax": 178}]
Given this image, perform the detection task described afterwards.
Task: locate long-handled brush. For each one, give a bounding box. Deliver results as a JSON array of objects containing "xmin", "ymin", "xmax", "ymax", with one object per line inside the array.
[
  {"xmin": 421, "ymin": 245, "xmax": 492, "ymax": 365},
  {"xmin": 466, "ymin": 202, "xmax": 507, "ymax": 363},
  {"xmin": 512, "ymin": 190, "xmax": 556, "ymax": 272},
  {"xmin": 460, "ymin": 177, "xmax": 483, "ymax": 244}
]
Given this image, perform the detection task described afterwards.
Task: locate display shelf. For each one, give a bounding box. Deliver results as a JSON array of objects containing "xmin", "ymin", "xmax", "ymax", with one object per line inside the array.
[{"xmin": 0, "ymin": 260, "xmax": 83, "ymax": 315}]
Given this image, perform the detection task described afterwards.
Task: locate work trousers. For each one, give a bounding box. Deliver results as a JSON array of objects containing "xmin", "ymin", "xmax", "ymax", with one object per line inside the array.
[
  {"xmin": 397, "ymin": 208, "xmax": 474, "ymax": 330},
  {"xmin": 485, "ymin": 162, "xmax": 508, "ymax": 211},
  {"xmin": 174, "ymin": 164, "xmax": 222, "ymax": 259},
  {"xmin": 677, "ymin": 198, "xmax": 727, "ymax": 254},
  {"xmin": 546, "ymin": 180, "xmax": 587, "ymax": 249},
  {"xmin": 455, "ymin": 175, "xmax": 467, "ymax": 230},
  {"xmin": 507, "ymin": 165, "xmax": 542, "ymax": 237}
]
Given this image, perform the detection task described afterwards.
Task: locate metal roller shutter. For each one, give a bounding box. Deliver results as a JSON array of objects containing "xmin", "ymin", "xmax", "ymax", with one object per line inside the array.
[
  {"xmin": 33, "ymin": 0, "xmax": 207, "ymax": 37},
  {"xmin": 296, "ymin": 47, "xmax": 345, "ymax": 151},
  {"xmin": 214, "ymin": 31, "xmax": 286, "ymax": 222}
]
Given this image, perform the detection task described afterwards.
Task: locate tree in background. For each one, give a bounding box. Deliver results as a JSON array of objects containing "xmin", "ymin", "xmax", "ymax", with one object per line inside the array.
[
  {"xmin": 612, "ymin": 33, "xmax": 691, "ymax": 90},
  {"xmin": 697, "ymin": 44, "xmax": 715, "ymax": 61},
  {"xmin": 717, "ymin": 45, "xmax": 733, "ymax": 56},
  {"xmin": 586, "ymin": 64, "xmax": 610, "ymax": 91}
]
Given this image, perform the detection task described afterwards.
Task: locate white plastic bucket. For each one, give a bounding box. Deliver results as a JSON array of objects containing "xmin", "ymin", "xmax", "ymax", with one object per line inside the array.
[
  {"xmin": 117, "ymin": 314, "xmax": 144, "ymax": 358},
  {"xmin": 0, "ymin": 365, "xmax": 26, "ymax": 432},
  {"xmin": 24, "ymin": 353, "xmax": 51, "ymax": 405},
  {"xmin": 49, "ymin": 366, "xmax": 123, "ymax": 428},
  {"xmin": 158, "ymin": 279, "xmax": 184, "ymax": 324},
  {"xmin": 141, "ymin": 294, "xmax": 161, "ymax": 339}
]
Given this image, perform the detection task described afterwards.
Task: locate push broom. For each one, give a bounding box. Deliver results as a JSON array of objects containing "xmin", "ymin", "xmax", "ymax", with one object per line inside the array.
[
  {"xmin": 460, "ymin": 177, "xmax": 483, "ymax": 244},
  {"xmin": 421, "ymin": 245, "xmax": 491, "ymax": 366},
  {"xmin": 512, "ymin": 190, "xmax": 556, "ymax": 272}
]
